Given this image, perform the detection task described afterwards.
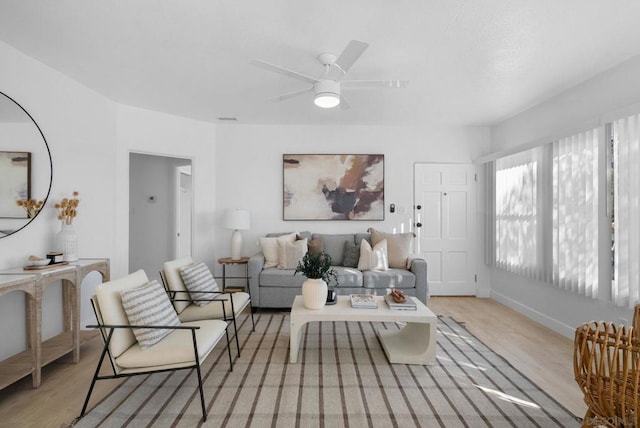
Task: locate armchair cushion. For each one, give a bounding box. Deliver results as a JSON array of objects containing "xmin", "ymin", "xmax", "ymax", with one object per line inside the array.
[
  {"xmin": 120, "ymin": 279, "xmax": 180, "ymax": 349},
  {"xmin": 179, "ymin": 261, "xmax": 220, "ymax": 306},
  {"xmin": 96, "ymin": 269, "xmax": 150, "ymax": 358},
  {"xmin": 178, "ymin": 292, "xmax": 251, "ymax": 323},
  {"xmin": 163, "ymin": 257, "xmax": 194, "ymax": 314},
  {"xmin": 115, "ymin": 319, "xmax": 227, "ymax": 373}
]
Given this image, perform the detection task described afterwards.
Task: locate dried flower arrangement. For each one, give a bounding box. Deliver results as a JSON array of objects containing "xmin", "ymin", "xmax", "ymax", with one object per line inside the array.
[
  {"xmin": 16, "ymin": 198, "xmax": 44, "ymax": 218},
  {"xmin": 55, "ymin": 191, "xmax": 80, "ymax": 225}
]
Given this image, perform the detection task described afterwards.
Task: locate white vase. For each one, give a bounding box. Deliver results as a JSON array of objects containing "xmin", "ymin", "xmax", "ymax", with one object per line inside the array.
[
  {"xmin": 57, "ymin": 223, "xmax": 78, "ymax": 262},
  {"xmin": 302, "ymin": 278, "xmax": 328, "ymax": 310}
]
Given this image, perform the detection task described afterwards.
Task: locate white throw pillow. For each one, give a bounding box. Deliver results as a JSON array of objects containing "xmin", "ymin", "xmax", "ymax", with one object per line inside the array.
[
  {"xmin": 179, "ymin": 261, "xmax": 219, "ymax": 306},
  {"xmin": 358, "ymin": 239, "xmax": 389, "ymax": 271},
  {"xmin": 260, "ymin": 232, "xmax": 296, "ymax": 268},
  {"xmin": 369, "ymin": 227, "xmax": 413, "ymax": 269},
  {"xmin": 120, "ymin": 280, "xmax": 181, "ymax": 350},
  {"xmin": 277, "ymin": 238, "xmax": 308, "ymax": 269}
]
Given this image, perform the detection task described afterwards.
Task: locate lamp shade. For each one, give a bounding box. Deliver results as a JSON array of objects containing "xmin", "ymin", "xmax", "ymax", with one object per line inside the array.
[{"xmin": 223, "ymin": 209, "xmax": 250, "ymax": 230}]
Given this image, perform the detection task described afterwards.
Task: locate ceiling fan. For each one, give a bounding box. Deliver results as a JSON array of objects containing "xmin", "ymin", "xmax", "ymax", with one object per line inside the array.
[{"xmin": 251, "ymin": 40, "xmax": 407, "ymax": 110}]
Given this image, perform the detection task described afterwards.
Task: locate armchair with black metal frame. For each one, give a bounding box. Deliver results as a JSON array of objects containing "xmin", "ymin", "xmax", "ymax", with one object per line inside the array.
[
  {"xmin": 160, "ymin": 257, "xmax": 255, "ymax": 359},
  {"xmin": 79, "ymin": 269, "xmax": 233, "ymax": 423}
]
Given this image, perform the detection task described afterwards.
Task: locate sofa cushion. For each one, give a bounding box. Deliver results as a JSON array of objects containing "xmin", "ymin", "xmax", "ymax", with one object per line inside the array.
[
  {"xmin": 331, "ymin": 266, "xmax": 363, "ymax": 288},
  {"xmin": 313, "ymin": 233, "xmax": 354, "ymax": 266},
  {"xmin": 355, "ymin": 233, "xmax": 371, "ymax": 246},
  {"xmin": 358, "ymin": 239, "xmax": 389, "ymax": 271},
  {"xmin": 260, "ymin": 268, "xmax": 306, "ymax": 288},
  {"xmin": 362, "ymin": 269, "xmax": 416, "ymax": 289},
  {"xmin": 369, "ymin": 228, "xmax": 413, "ymax": 269}
]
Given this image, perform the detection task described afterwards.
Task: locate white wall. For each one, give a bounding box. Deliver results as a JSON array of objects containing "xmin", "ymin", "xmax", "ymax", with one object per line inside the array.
[
  {"xmin": 0, "ymin": 41, "xmax": 218, "ymax": 360},
  {"xmin": 0, "ymin": 41, "xmax": 117, "ymax": 359},
  {"xmin": 214, "ymin": 124, "xmax": 491, "ymax": 293},
  {"xmin": 115, "ymin": 105, "xmax": 217, "ymax": 281},
  {"xmin": 488, "ymin": 54, "xmax": 640, "ymax": 337}
]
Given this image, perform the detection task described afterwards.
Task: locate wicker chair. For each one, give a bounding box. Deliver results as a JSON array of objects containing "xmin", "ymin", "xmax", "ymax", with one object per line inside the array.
[{"xmin": 574, "ymin": 321, "xmax": 640, "ymax": 427}]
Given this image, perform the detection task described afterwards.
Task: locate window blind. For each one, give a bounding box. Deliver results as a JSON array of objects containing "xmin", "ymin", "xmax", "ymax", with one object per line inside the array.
[
  {"xmin": 552, "ymin": 128, "xmax": 599, "ymax": 298},
  {"xmin": 613, "ymin": 113, "xmax": 640, "ymax": 308}
]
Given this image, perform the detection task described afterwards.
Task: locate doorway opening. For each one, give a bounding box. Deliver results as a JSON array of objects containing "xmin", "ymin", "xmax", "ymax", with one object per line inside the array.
[{"xmin": 129, "ymin": 153, "xmax": 193, "ymax": 282}]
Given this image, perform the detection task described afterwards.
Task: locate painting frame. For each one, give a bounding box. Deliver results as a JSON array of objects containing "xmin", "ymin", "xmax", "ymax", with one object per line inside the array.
[
  {"xmin": 283, "ymin": 154, "xmax": 384, "ymax": 221},
  {"xmin": 0, "ymin": 151, "xmax": 31, "ymax": 219}
]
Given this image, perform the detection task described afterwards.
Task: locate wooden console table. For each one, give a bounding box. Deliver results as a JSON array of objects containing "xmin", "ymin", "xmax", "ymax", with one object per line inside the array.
[{"xmin": 0, "ymin": 258, "xmax": 110, "ymax": 390}]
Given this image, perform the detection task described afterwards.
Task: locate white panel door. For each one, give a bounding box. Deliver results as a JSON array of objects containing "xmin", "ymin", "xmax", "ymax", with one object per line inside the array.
[{"xmin": 414, "ymin": 163, "xmax": 476, "ymax": 296}]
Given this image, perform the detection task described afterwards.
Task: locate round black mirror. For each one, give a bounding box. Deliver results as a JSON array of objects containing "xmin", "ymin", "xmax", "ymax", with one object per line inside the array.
[{"xmin": 0, "ymin": 92, "xmax": 52, "ymax": 238}]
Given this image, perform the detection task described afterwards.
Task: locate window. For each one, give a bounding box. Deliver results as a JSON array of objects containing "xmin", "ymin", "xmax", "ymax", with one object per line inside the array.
[{"xmin": 495, "ymin": 149, "xmax": 540, "ymax": 277}]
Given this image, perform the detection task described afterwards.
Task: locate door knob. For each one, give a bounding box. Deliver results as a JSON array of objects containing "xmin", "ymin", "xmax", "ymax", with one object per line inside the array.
[{"xmin": 416, "ymin": 222, "xmax": 422, "ymax": 228}]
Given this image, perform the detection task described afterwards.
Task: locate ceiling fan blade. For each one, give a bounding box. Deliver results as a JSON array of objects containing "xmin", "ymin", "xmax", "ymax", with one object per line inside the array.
[
  {"xmin": 339, "ymin": 94, "xmax": 351, "ymax": 111},
  {"xmin": 329, "ymin": 40, "xmax": 369, "ymax": 78},
  {"xmin": 341, "ymin": 80, "xmax": 408, "ymax": 88},
  {"xmin": 270, "ymin": 87, "xmax": 314, "ymax": 102},
  {"xmin": 251, "ymin": 59, "xmax": 318, "ymax": 84}
]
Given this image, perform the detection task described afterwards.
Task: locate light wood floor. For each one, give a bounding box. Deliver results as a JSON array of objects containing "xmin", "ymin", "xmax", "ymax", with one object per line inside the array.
[{"xmin": 0, "ymin": 297, "xmax": 586, "ymax": 427}]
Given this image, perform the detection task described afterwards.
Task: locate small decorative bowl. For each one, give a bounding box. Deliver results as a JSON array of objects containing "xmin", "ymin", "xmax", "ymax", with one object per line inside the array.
[{"xmin": 28, "ymin": 258, "xmax": 50, "ymax": 266}]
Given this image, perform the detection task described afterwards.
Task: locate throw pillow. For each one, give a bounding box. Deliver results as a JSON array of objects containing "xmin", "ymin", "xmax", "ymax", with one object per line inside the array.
[
  {"xmin": 369, "ymin": 228, "xmax": 413, "ymax": 269},
  {"xmin": 343, "ymin": 240, "xmax": 360, "ymax": 268},
  {"xmin": 179, "ymin": 261, "xmax": 219, "ymax": 306},
  {"xmin": 260, "ymin": 232, "xmax": 297, "ymax": 268},
  {"xmin": 358, "ymin": 239, "xmax": 389, "ymax": 271},
  {"xmin": 307, "ymin": 236, "xmax": 324, "ymax": 256},
  {"xmin": 120, "ymin": 279, "xmax": 180, "ymax": 350},
  {"xmin": 277, "ymin": 238, "xmax": 308, "ymax": 269}
]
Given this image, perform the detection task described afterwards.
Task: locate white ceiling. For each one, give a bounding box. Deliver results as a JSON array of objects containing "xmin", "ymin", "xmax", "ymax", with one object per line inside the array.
[{"xmin": 2, "ymin": 1, "xmax": 640, "ymax": 127}]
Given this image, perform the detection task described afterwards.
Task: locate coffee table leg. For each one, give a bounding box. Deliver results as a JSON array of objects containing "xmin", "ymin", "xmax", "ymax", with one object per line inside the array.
[
  {"xmin": 376, "ymin": 321, "xmax": 436, "ymax": 365},
  {"xmin": 289, "ymin": 319, "xmax": 304, "ymax": 363}
]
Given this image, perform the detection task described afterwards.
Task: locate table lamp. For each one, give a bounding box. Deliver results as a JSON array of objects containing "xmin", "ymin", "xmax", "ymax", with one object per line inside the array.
[{"xmin": 223, "ymin": 209, "xmax": 250, "ymax": 260}]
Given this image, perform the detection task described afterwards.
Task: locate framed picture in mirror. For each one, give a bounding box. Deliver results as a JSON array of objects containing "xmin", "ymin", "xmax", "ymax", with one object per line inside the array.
[{"xmin": 0, "ymin": 151, "xmax": 31, "ymax": 218}]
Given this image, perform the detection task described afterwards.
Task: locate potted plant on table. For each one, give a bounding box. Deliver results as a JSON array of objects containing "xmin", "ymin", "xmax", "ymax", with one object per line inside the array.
[{"xmin": 294, "ymin": 251, "xmax": 338, "ymax": 309}]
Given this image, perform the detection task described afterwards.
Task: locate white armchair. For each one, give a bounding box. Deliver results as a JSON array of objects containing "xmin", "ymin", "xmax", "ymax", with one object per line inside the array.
[
  {"xmin": 79, "ymin": 269, "xmax": 232, "ymax": 422},
  {"xmin": 161, "ymin": 257, "xmax": 255, "ymax": 358}
]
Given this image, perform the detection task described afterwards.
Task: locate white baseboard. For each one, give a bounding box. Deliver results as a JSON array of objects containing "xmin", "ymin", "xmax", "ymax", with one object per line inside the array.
[{"xmin": 490, "ymin": 290, "xmax": 576, "ymax": 339}]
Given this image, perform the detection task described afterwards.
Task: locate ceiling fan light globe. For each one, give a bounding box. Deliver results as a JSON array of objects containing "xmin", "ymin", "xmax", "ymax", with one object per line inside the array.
[{"xmin": 314, "ymin": 93, "xmax": 340, "ymax": 108}]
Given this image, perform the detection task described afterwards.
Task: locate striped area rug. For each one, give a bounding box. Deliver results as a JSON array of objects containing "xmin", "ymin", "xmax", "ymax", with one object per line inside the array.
[{"xmin": 73, "ymin": 313, "xmax": 579, "ymax": 427}]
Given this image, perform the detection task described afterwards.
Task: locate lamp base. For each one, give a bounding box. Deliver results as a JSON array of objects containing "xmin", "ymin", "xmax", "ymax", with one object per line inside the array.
[{"xmin": 230, "ymin": 229, "xmax": 243, "ymax": 260}]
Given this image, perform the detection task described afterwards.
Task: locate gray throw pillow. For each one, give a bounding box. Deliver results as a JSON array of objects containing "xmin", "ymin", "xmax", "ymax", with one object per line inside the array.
[
  {"xmin": 121, "ymin": 280, "xmax": 180, "ymax": 349},
  {"xmin": 179, "ymin": 261, "xmax": 220, "ymax": 306},
  {"xmin": 343, "ymin": 241, "xmax": 360, "ymax": 268}
]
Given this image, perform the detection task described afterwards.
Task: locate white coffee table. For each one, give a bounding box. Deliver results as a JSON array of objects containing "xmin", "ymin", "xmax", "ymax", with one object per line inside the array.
[{"xmin": 289, "ymin": 295, "xmax": 437, "ymax": 365}]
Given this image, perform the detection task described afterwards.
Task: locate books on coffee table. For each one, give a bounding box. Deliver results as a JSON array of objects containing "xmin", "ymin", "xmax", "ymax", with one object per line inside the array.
[
  {"xmin": 384, "ymin": 294, "xmax": 417, "ymax": 310},
  {"xmin": 350, "ymin": 294, "xmax": 378, "ymax": 309}
]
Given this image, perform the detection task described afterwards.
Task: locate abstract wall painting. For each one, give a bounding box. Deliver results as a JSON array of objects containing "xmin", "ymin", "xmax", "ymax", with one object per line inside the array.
[
  {"xmin": 283, "ymin": 154, "xmax": 384, "ymax": 220},
  {"xmin": 0, "ymin": 151, "xmax": 31, "ymax": 218}
]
